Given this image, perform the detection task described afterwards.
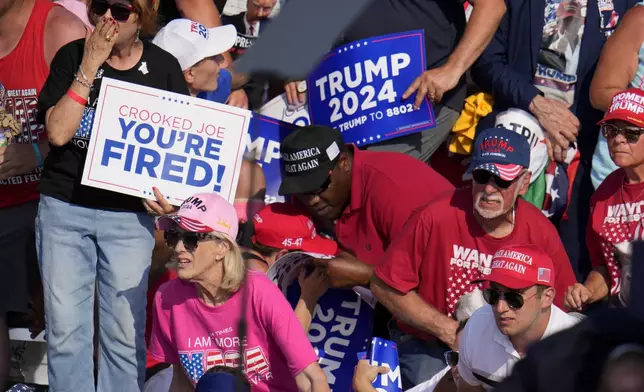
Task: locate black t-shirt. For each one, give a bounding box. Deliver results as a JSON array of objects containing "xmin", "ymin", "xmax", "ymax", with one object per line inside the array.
[
  {"xmin": 38, "ymin": 39, "xmax": 189, "ymax": 212},
  {"xmin": 156, "ymin": 0, "xmax": 228, "ymax": 27},
  {"xmin": 341, "ymin": 0, "xmax": 467, "ymax": 112}
]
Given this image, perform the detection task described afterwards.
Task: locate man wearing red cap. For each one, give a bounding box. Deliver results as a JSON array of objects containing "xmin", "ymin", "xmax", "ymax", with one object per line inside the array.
[
  {"xmin": 565, "ymin": 88, "xmax": 644, "ymax": 311},
  {"xmin": 248, "ymin": 202, "xmax": 335, "ymax": 330},
  {"xmin": 457, "ymin": 245, "xmax": 580, "ymax": 391},
  {"xmin": 371, "ymin": 128, "xmax": 576, "ymax": 388}
]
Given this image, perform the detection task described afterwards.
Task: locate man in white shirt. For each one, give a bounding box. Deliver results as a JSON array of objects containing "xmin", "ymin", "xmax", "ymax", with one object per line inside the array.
[{"xmin": 457, "ymin": 244, "xmax": 581, "ymax": 391}]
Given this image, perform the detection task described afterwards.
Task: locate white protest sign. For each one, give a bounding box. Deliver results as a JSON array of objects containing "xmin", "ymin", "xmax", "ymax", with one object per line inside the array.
[
  {"xmin": 266, "ymin": 251, "xmax": 332, "ymax": 295},
  {"xmin": 81, "ymin": 77, "xmax": 251, "ymax": 205},
  {"xmin": 259, "ymin": 93, "xmax": 310, "ymax": 127}
]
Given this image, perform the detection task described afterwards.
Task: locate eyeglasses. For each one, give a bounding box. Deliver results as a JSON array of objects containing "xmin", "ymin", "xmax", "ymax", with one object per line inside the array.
[
  {"xmin": 483, "ymin": 287, "xmax": 539, "ymax": 310},
  {"xmin": 473, "ymin": 170, "xmax": 519, "ymax": 189},
  {"xmin": 91, "ymin": 0, "xmax": 135, "ymax": 22},
  {"xmin": 601, "ymin": 123, "xmax": 644, "ymax": 144},
  {"xmin": 164, "ymin": 230, "xmax": 217, "ymax": 252},
  {"xmin": 444, "ymin": 350, "xmax": 459, "ymax": 367}
]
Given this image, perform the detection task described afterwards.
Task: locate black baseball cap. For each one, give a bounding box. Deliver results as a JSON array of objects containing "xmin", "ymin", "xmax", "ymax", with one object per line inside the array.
[{"xmin": 278, "ymin": 125, "xmax": 346, "ymax": 195}]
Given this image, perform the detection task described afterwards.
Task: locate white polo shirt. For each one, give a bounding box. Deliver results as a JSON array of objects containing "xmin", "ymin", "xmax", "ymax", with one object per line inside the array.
[{"xmin": 457, "ymin": 304, "xmax": 580, "ymax": 390}]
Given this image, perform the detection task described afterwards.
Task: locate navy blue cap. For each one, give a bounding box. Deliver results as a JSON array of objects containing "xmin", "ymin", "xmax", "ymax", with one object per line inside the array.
[
  {"xmin": 467, "ymin": 128, "xmax": 531, "ymax": 180},
  {"xmin": 195, "ymin": 372, "xmax": 249, "ymax": 392}
]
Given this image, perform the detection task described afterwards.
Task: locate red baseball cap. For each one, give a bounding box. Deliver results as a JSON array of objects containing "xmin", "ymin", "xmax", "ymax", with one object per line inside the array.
[
  {"xmin": 474, "ymin": 245, "xmax": 555, "ymax": 290},
  {"xmin": 251, "ymin": 203, "xmax": 338, "ymax": 256},
  {"xmin": 598, "ymin": 88, "xmax": 644, "ymax": 128}
]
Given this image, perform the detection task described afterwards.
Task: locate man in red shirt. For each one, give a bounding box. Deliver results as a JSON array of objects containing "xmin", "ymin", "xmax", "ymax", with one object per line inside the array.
[
  {"xmin": 278, "ymin": 125, "xmax": 454, "ymax": 287},
  {"xmin": 277, "ymin": 125, "xmax": 454, "ymax": 338},
  {"xmin": 565, "ymin": 88, "xmax": 644, "ymax": 312},
  {"xmin": 0, "ymin": 0, "xmax": 85, "ymax": 388},
  {"xmin": 371, "ymin": 128, "xmax": 576, "ymax": 389}
]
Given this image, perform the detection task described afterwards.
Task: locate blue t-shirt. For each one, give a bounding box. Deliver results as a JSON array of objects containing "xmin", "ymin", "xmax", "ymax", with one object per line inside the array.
[{"xmin": 197, "ymin": 69, "xmax": 232, "ymax": 103}]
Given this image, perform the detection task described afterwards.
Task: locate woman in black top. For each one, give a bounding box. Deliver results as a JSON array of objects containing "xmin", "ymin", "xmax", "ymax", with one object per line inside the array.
[{"xmin": 36, "ymin": 1, "xmax": 188, "ymax": 390}]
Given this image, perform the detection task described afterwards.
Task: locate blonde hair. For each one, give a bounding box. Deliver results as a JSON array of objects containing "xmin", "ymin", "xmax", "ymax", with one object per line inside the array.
[{"xmin": 210, "ymin": 231, "xmax": 245, "ymax": 294}]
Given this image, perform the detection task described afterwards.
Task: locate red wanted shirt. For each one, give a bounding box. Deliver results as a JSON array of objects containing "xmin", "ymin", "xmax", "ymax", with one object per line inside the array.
[
  {"xmin": 335, "ymin": 146, "xmax": 453, "ymax": 266},
  {"xmin": 375, "ymin": 187, "xmax": 576, "ymax": 341},
  {"xmin": 588, "ymin": 169, "xmax": 644, "ymax": 295}
]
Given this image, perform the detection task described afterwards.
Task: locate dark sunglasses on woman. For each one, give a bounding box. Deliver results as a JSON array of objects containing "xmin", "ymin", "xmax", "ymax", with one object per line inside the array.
[
  {"xmin": 91, "ymin": 0, "xmax": 134, "ymax": 22},
  {"xmin": 472, "ymin": 170, "xmax": 518, "ymax": 189},
  {"xmin": 164, "ymin": 230, "xmax": 217, "ymax": 252},
  {"xmin": 601, "ymin": 123, "xmax": 644, "ymax": 144},
  {"xmin": 483, "ymin": 287, "xmax": 537, "ymax": 310}
]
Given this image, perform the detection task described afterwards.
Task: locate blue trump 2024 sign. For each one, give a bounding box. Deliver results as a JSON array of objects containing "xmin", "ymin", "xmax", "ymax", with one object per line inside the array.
[
  {"xmin": 307, "ymin": 30, "xmax": 435, "ymax": 147},
  {"xmin": 245, "ymin": 114, "xmax": 296, "ymax": 204},
  {"xmin": 287, "ymin": 285, "xmax": 374, "ymax": 392}
]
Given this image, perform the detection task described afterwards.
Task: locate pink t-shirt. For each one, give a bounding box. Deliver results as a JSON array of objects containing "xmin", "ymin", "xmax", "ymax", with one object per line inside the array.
[{"xmin": 149, "ymin": 270, "xmax": 318, "ymax": 391}]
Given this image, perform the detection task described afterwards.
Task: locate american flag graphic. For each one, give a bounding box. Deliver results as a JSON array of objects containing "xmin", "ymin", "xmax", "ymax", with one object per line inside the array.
[
  {"xmin": 206, "ymin": 349, "xmax": 224, "ymax": 369},
  {"xmin": 224, "ymin": 351, "xmax": 241, "ymax": 368},
  {"xmin": 542, "ymin": 160, "xmax": 570, "ymax": 219},
  {"xmin": 245, "ymin": 346, "xmax": 271, "ymax": 376},
  {"xmin": 179, "ymin": 352, "xmax": 205, "ymax": 383},
  {"xmin": 477, "ymin": 163, "xmax": 523, "ymax": 181},
  {"xmin": 74, "ymin": 107, "xmax": 95, "ymax": 139},
  {"xmin": 599, "ymin": 216, "xmax": 644, "ymax": 295},
  {"xmin": 537, "ymin": 268, "xmax": 552, "ymax": 283},
  {"xmin": 170, "ymin": 216, "xmax": 213, "ymax": 232}
]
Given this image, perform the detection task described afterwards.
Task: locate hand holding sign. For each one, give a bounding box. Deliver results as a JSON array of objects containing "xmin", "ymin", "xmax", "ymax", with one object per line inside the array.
[
  {"xmin": 298, "ymin": 266, "xmax": 330, "ymax": 303},
  {"xmin": 402, "ymin": 64, "xmax": 462, "ymax": 108},
  {"xmin": 353, "ymin": 360, "xmax": 390, "ymax": 392},
  {"xmin": 142, "ymin": 186, "xmax": 178, "ymax": 215},
  {"xmin": 307, "ymin": 30, "xmax": 436, "ymax": 147}
]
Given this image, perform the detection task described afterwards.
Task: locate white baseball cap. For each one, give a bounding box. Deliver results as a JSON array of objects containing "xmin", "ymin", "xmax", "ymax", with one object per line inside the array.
[{"xmin": 153, "ymin": 19, "xmax": 237, "ymax": 70}]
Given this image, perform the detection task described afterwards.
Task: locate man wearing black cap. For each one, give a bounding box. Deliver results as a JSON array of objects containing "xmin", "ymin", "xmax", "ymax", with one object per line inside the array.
[
  {"xmin": 370, "ymin": 127, "xmax": 576, "ymax": 388},
  {"xmin": 278, "ymin": 125, "xmax": 453, "ymax": 289},
  {"xmin": 278, "ymin": 124, "xmax": 453, "ymax": 338}
]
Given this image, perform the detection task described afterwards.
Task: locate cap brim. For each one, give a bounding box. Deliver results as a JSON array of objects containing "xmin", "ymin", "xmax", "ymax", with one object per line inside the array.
[
  {"xmin": 300, "ymin": 237, "xmax": 338, "ymax": 256},
  {"xmin": 473, "ymin": 274, "xmax": 536, "ymax": 290},
  {"xmin": 203, "ymin": 24, "xmax": 238, "ymax": 59},
  {"xmin": 157, "ymin": 215, "xmax": 213, "ymax": 233},
  {"xmin": 597, "ymin": 113, "xmax": 644, "ymax": 127},
  {"xmin": 278, "ymin": 169, "xmax": 330, "ymax": 196},
  {"xmin": 469, "ymin": 163, "xmax": 524, "ymax": 181}
]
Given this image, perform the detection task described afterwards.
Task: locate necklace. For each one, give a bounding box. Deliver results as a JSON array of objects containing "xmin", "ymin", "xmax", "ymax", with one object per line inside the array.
[{"xmin": 620, "ymin": 173, "xmax": 644, "ymax": 208}]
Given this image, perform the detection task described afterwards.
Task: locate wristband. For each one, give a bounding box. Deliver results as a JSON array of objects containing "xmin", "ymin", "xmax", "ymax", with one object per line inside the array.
[
  {"xmin": 32, "ymin": 143, "xmax": 44, "ymax": 168},
  {"xmin": 66, "ymin": 89, "xmax": 88, "ymax": 105}
]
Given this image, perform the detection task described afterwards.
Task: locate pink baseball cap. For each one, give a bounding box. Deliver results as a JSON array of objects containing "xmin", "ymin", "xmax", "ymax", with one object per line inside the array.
[
  {"xmin": 157, "ymin": 193, "xmax": 239, "ymax": 238},
  {"xmin": 473, "ymin": 244, "xmax": 555, "ymax": 289}
]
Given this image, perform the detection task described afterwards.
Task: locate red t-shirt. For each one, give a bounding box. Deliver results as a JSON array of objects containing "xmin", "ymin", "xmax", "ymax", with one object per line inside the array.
[
  {"xmin": 375, "ymin": 187, "xmax": 576, "ymax": 340},
  {"xmin": 335, "ymin": 146, "xmax": 453, "ymax": 266},
  {"xmin": 588, "ymin": 169, "xmax": 644, "ymax": 295},
  {"xmin": 0, "ymin": 0, "xmax": 54, "ymax": 208}
]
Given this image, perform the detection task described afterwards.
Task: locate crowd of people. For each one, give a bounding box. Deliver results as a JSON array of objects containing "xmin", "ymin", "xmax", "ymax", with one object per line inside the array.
[{"xmin": 1, "ymin": 0, "xmax": 644, "ymax": 391}]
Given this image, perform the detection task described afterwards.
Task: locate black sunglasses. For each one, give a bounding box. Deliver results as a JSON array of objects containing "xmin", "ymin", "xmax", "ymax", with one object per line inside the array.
[
  {"xmin": 91, "ymin": 0, "xmax": 135, "ymax": 22},
  {"xmin": 483, "ymin": 287, "xmax": 534, "ymax": 310},
  {"xmin": 601, "ymin": 123, "xmax": 644, "ymax": 144},
  {"xmin": 444, "ymin": 350, "xmax": 459, "ymax": 367},
  {"xmin": 164, "ymin": 230, "xmax": 217, "ymax": 252},
  {"xmin": 473, "ymin": 170, "xmax": 519, "ymax": 189}
]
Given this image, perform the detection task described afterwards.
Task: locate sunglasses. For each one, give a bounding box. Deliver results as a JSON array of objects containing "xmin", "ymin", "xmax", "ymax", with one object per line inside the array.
[
  {"xmin": 164, "ymin": 230, "xmax": 217, "ymax": 252},
  {"xmin": 483, "ymin": 287, "xmax": 536, "ymax": 310},
  {"xmin": 91, "ymin": 0, "xmax": 135, "ymax": 22},
  {"xmin": 601, "ymin": 123, "xmax": 644, "ymax": 144},
  {"xmin": 473, "ymin": 170, "xmax": 519, "ymax": 189},
  {"xmin": 444, "ymin": 350, "xmax": 459, "ymax": 367}
]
